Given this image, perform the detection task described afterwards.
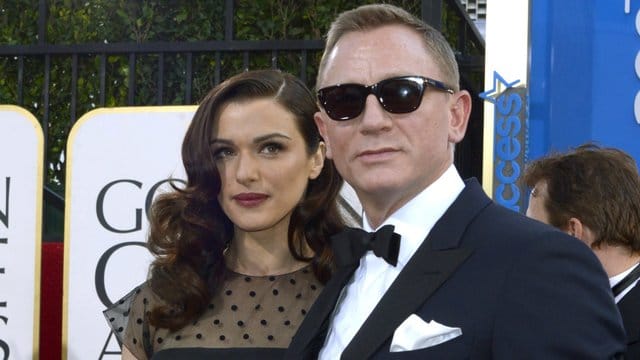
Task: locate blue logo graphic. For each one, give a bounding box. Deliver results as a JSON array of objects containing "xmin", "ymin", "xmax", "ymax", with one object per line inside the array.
[{"xmin": 479, "ymin": 71, "xmax": 520, "ymax": 104}]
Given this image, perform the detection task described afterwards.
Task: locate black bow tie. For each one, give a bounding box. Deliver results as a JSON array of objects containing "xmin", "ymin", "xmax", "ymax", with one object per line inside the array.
[{"xmin": 331, "ymin": 225, "xmax": 401, "ymax": 267}]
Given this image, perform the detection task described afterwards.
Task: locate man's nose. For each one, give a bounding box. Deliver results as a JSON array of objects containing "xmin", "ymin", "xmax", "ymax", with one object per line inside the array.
[{"xmin": 359, "ymin": 94, "xmax": 393, "ymax": 132}]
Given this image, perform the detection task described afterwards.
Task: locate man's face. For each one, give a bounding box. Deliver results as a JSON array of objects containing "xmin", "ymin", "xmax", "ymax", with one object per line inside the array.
[
  {"xmin": 315, "ymin": 25, "xmax": 469, "ymax": 212},
  {"xmin": 526, "ymin": 181, "xmax": 552, "ymax": 225}
]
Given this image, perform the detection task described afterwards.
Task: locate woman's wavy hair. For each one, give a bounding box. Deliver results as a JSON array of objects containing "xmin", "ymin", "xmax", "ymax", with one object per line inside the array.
[{"xmin": 146, "ymin": 69, "xmax": 345, "ymax": 331}]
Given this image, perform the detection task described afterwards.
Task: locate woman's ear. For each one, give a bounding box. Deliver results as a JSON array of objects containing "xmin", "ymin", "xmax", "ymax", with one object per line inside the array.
[{"xmin": 308, "ymin": 141, "xmax": 326, "ymax": 180}]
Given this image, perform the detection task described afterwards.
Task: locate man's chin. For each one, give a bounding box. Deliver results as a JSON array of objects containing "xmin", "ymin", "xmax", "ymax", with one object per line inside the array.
[{"xmin": 351, "ymin": 179, "xmax": 405, "ymax": 200}]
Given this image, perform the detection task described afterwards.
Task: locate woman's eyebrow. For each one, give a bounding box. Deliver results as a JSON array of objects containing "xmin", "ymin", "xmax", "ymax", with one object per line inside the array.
[
  {"xmin": 209, "ymin": 132, "xmax": 292, "ymax": 145},
  {"xmin": 253, "ymin": 133, "xmax": 292, "ymax": 143},
  {"xmin": 209, "ymin": 138, "xmax": 232, "ymax": 145}
]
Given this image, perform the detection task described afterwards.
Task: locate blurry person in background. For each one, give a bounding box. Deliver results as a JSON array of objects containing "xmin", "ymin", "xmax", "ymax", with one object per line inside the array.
[
  {"xmin": 104, "ymin": 69, "xmax": 345, "ymax": 359},
  {"xmin": 524, "ymin": 143, "xmax": 640, "ymax": 358}
]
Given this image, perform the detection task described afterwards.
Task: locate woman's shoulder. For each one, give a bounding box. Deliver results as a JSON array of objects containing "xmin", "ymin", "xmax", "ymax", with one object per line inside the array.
[
  {"xmin": 103, "ymin": 281, "xmax": 161, "ymax": 359},
  {"xmin": 102, "ymin": 281, "xmax": 157, "ymax": 341},
  {"xmin": 103, "ymin": 282, "xmax": 145, "ymax": 332},
  {"xmin": 104, "ymin": 281, "xmax": 159, "ymax": 314}
]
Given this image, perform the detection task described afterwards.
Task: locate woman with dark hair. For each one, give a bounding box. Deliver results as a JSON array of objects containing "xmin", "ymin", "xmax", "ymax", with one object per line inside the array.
[{"xmin": 104, "ymin": 69, "xmax": 345, "ymax": 359}]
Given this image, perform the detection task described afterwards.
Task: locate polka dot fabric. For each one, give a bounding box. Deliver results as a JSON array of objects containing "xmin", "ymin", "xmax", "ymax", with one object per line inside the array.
[{"xmin": 103, "ymin": 266, "xmax": 322, "ymax": 359}]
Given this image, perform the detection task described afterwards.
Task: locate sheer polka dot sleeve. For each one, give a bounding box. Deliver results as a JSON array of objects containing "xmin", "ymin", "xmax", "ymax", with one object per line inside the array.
[{"xmin": 103, "ymin": 283, "xmax": 156, "ymax": 359}]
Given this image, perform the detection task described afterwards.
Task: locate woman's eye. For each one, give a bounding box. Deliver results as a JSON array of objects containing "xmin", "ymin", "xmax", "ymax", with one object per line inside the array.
[
  {"xmin": 212, "ymin": 147, "xmax": 235, "ymax": 160},
  {"xmin": 261, "ymin": 142, "xmax": 283, "ymax": 154}
]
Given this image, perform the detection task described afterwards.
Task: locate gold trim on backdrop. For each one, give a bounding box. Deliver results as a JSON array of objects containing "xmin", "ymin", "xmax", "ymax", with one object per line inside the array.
[{"xmin": 0, "ymin": 105, "xmax": 44, "ymax": 360}]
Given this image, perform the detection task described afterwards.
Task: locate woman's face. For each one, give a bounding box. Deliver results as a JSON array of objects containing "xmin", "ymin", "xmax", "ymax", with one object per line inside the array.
[{"xmin": 211, "ymin": 98, "xmax": 324, "ymax": 234}]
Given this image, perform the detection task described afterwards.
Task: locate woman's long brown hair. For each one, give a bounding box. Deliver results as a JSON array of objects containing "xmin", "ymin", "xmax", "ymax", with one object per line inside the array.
[{"xmin": 145, "ymin": 69, "xmax": 345, "ymax": 331}]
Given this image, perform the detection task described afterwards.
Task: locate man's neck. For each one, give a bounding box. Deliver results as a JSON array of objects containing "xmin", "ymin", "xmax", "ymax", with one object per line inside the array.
[
  {"xmin": 360, "ymin": 164, "xmax": 460, "ymax": 229},
  {"xmin": 596, "ymin": 245, "xmax": 640, "ymax": 277},
  {"xmin": 362, "ymin": 195, "xmax": 413, "ymax": 229}
]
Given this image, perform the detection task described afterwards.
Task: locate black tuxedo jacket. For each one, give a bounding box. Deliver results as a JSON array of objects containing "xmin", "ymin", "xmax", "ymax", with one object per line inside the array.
[
  {"xmin": 619, "ymin": 281, "xmax": 640, "ymax": 359},
  {"xmin": 286, "ymin": 179, "xmax": 625, "ymax": 359}
]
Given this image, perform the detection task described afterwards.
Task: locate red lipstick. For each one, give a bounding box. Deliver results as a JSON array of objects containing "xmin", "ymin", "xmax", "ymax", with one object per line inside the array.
[{"xmin": 233, "ymin": 193, "xmax": 268, "ymax": 207}]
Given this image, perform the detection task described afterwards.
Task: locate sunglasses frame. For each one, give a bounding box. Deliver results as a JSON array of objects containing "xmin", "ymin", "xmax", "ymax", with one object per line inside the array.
[{"xmin": 317, "ymin": 75, "xmax": 455, "ymax": 121}]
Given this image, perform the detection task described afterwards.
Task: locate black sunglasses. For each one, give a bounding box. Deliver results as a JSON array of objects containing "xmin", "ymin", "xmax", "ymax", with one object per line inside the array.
[{"xmin": 317, "ymin": 75, "xmax": 454, "ymax": 121}]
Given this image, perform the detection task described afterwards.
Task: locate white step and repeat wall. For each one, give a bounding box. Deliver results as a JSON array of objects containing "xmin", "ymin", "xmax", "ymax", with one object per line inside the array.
[{"xmin": 0, "ymin": 105, "xmax": 43, "ymax": 360}]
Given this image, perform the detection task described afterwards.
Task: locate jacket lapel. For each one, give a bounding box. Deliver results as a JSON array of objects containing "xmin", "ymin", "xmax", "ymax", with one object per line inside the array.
[
  {"xmin": 286, "ymin": 263, "xmax": 359, "ymax": 359},
  {"xmin": 342, "ymin": 179, "xmax": 491, "ymax": 359},
  {"xmin": 617, "ymin": 281, "xmax": 640, "ymax": 344}
]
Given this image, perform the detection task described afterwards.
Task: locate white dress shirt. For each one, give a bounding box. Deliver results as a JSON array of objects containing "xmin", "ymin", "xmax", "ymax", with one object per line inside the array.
[
  {"xmin": 319, "ymin": 165, "xmax": 465, "ymax": 359},
  {"xmin": 609, "ymin": 262, "xmax": 640, "ymax": 303}
]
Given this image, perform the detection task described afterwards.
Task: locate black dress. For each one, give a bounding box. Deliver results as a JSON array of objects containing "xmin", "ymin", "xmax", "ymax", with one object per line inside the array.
[{"xmin": 104, "ymin": 265, "xmax": 322, "ymax": 359}]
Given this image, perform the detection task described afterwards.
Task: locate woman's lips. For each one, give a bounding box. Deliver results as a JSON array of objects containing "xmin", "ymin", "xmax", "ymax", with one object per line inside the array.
[{"xmin": 232, "ymin": 193, "xmax": 269, "ymax": 207}]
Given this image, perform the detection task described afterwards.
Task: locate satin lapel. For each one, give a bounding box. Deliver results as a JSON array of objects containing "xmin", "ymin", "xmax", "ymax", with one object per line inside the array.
[
  {"xmin": 287, "ymin": 263, "xmax": 359, "ymax": 359},
  {"xmin": 342, "ymin": 179, "xmax": 491, "ymax": 359}
]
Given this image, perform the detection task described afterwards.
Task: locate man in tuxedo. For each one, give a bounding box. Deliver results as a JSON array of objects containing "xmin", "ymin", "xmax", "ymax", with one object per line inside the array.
[
  {"xmin": 286, "ymin": 4, "xmax": 625, "ymax": 359},
  {"xmin": 523, "ymin": 143, "xmax": 640, "ymax": 358}
]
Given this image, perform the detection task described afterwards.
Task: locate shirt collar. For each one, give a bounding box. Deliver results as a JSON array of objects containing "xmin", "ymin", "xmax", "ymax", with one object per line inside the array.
[
  {"xmin": 610, "ymin": 262, "xmax": 640, "ymax": 287},
  {"xmin": 362, "ymin": 165, "xmax": 465, "ymax": 267}
]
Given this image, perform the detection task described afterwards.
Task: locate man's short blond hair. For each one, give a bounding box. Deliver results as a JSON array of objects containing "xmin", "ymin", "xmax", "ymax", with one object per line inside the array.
[{"xmin": 317, "ymin": 4, "xmax": 460, "ymax": 91}]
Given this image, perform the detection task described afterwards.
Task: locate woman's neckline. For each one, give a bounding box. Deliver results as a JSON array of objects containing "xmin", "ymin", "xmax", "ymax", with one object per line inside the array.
[{"xmin": 225, "ymin": 263, "xmax": 311, "ymax": 278}]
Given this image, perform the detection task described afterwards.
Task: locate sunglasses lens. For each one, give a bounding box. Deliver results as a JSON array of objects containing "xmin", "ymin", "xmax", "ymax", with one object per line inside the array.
[
  {"xmin": 379, "ymin": 79, "xmax": 423, "ymax": 113},
  {"xmin": 319, "ymin": 85, "xmax": 367, "ymax": 121}
]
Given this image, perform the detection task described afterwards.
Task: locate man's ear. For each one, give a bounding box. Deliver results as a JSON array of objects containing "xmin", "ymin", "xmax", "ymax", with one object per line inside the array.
[
  {"xmin": 314, "ymin": 111, "xmax": 333, "ymax": 159},
  {"xmin": 448, "ymin": 90, "xmax": 472, "ymax": 144},
  {"xmin": 308, "ymin": 141, "xmax": 326, "ymax": 180},
  {"xmin": 566, "ymin": 217, "xmax": 585, "ymax": 240}
]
